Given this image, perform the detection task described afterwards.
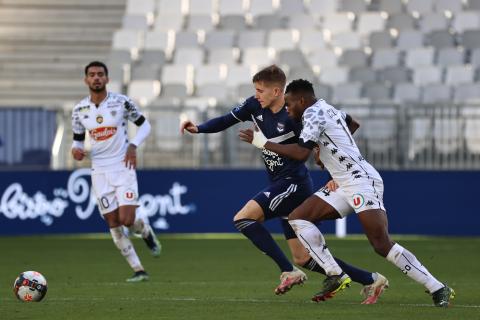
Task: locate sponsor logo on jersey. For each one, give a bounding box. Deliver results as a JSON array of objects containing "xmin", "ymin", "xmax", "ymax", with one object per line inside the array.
[
  {"xmin": 352, "ymin": 193, "xmax": 364, "ymax": 209},
  {"xmin": 79, "ymin": 105, "xmax": 90, "ymax": 113},
  {"xmin": 256, "ymin": 115, "xmax": 263, "ymax": 122},
  {"xmin": 277, "ymin": 122, "xmax": 285, "ymax": 132},
  {"xmin": 96, "ymin": 115, "xmax": 103, "ymax": 124},
  {"xmin": 263, "ymin": 192, "xmax": 270, "ymax": 198},
  {"xmin": 89, "ymin": 127, "xmax": 117, "ymax": 141},
  {"xmin": 124, "ymin": 189, "xmax": 136, "ymax": 201}
]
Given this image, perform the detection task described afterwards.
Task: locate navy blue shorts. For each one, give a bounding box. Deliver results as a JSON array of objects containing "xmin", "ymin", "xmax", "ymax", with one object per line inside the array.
[{"xmin": 253, "ymin": 177, "xmax": 313, "ymax": 221}]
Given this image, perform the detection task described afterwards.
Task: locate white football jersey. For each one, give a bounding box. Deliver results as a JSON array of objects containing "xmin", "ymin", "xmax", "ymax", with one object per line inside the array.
[
  {"xmin": 299, "ymin": 99, "xmax": 382, "ymax": 188},
  {"xmin": 72, "ymin": 92, "xmax": 143, "ymax": 170}
]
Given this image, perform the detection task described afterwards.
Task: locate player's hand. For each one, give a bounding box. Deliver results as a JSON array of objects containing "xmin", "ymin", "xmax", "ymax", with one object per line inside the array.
[
  {"xmin": 238, "ymin": 128, "xmax": 254, "ymax": 143},
  {"xmin": 71, "ymin": 148, "xmax": 86, "ymax": 161},
  {"xmin": 326, "ymin": 179, "xmax": 339, "ymax": 191},
  {"xmin": 180, "ymin": 120, "xmax": 198, "ymax": 134},
  {"xmin": 125, "ymin": 144, "xmax": 137, "ymax": 169},
  {"xmin": 313, "ymin": 147, "xmax": 324, "ymax": 168},
  {"xmin": 239, "ymin": 126, "xmax": 268, "ymax": 148}
]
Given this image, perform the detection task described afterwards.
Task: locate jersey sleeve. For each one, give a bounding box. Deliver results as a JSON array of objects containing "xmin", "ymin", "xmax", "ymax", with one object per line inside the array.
[
  {"xmin": 230, "ymin": 96, "xmax": 258, "ymax": 122},
  {"xmin": 71, "ymin": 106, "xmax": 86, "ymax": 136},
  {"xmin": 299, "ymin": 107, "xmax": 326, "ymax": 149},
  {"xmin": 124, "ymin": 97, "xmax": 143, "ymax": 122}
]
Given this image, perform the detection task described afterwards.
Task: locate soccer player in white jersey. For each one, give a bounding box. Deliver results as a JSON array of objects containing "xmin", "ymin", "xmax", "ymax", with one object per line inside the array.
[
  {"xmin": 71, "ymin": 61, "xmax": 161, "ymax": 282},
  {"xmin": 240, "ymin": 79, "xmax": 455, "ymax": 307}
]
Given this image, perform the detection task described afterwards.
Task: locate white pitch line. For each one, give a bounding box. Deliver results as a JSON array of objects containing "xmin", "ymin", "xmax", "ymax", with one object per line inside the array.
[{"xmin": 39, "ymin": 296, "xmax": 480, "ymax": 308}]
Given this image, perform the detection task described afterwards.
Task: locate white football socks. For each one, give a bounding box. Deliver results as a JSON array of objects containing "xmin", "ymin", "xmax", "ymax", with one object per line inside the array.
[
  {"xmin": 289, "ymin": 219, "xmax": 343, "ymax": 276},
  {"xmin": 110, "ymin": 227, "xmax": 144, "ymax": 272},
  {"xmin": 386, "ymin": 243, "xmax": 444, "ymax": 293},
  {"xmin": 129, "ymin": 218, "xmax": 150, "ymax": 238}
]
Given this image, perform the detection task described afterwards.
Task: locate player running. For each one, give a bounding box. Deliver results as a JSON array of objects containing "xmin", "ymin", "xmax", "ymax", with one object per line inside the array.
[
  {"xmin": 71, "ymin": 61, "xmax": 161, "ymax": 282},
  {"xmin": 239, "ymin": 78, "xmax": 454, "ymax": 307},
  {"xmin": 181, "ymin": 65, "xmax": 388, "ymax": 303}
]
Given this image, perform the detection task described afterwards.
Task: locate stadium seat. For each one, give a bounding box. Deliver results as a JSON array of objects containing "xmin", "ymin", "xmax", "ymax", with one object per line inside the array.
[
  {"xmin": 188, "ymin": 0, "xmax": 215, "ymax": 15},
  {"xmin": 387, "ymin": 13, "xmax": 416, "ymax": 31},
  {"xmin": 406, "ymin": 0, "xmax": 434, "ymax": 15},
  {"xmin": 434, "ymin": 0, "xmax": 463, "ymax": 13},
  {"xmin": 313, "ymin": 82, "xmax": 332, "ymax": 101},
  {"xmin": 285, "ymin": 14, "xmax": 318, "ymax": 30},
  {"xmin": 308, "ymin": 0, "xmax": 337, "ymax": 17},
  {"xmin": 419, "ymin": 13, "xmax": 449, "ymax": 33},
  {"xmin": 453, "ymin": 83, "xmax": 480, "ymax": 102},
  {"xmin": 452, "ymin": 11, "xmax": 480, "ymax": 33},
  {"xmin": 378, "ymin": 66, "xmax": 410, "ymax": 83},
  {"xmin": 393, "ymin": 82, "xmax": 421, "ymax": 103},
  {"xmin": 204, "ymin": 30, "xmax": 236, "ymax": 49},
  {"xmin": 276, "ymin": 49, "xmax": 308, "ymax": 68},
  {"xmin": 426, "ymin": 30, "xmax": 456, "ymax": 49},
  {"xmin": 462, "ymin": 106, "xmax": 480, "ymax": 154},
  {"xmin": 330, "ymin": 32, "xmax": 362, "ymax": 50},
  {"xmin": 249, "ymin": 0, "xmax": 276, "ymax": 17},
  {"xmin": 339, "ymin": 0, "xmax": 368, "ymax": 13},
  {"xmin": 277, "ymin": 0, "xmax": 306, "ymax": 17},
  {"xmin": 128, "ymin": 80, "xmax": 161, "ymax": 106},
  {"xmin": 363, "ymin": 82, "xmax": 392, "ymax": 101},
  {"xmin": 331, "ymin": 82, "xmax": 362, "ymax": 103},
  {"xmin": 225, "ymin": 65, "xmax": 254, "ymax": 88},
  {"xmin": 405, "ymin": 47, "xmax": 435, "ymax": 67},
  {"xmin": 156, "ymin": 0, "xmax": 184, "ymax": 15},
  {"xmin": 161, "ymin": 64, "xmax": 194, "ymax": 95},
  {"xmin": 174, "ymin": 31, "xmax": 200, "ymax": 48},
  {"xmin": 377, "ymin": 0, "xmax": 403, "ymax": 14},
  {"xmin": 445, "ymin": 65, "xmax": 474, "ymax": 85},
  {"xmin": 299, "ymin": 30, "xmax": 327, "ymax": 52},
  {"xmin": 126, "ymin": 0, "xmax": 155, "ymax": 16},
  {"xmin": 186, "ymin": 15, "xmax": 216, "ymax": 32},
  {"xmin": 357, "ymin": 13, "xmax": 387, "ymax": 36},
  {"xmin": 242, "ymin": 48, "xmax": 276, "ymax": 68},
  {"xmin": 218, "ymin": 14, "xmax": 248, "ymax": 30},
  {"xmin": 253, "ymin": 14, "xmax": 286, "ymax": 30},
  {"xmin": 131, "ymin": 63, "xmax": 162, "ymax": 81},
  {"xmin": 369, "ymin": 30, "xmax": 394, "ymax": 49},
  {"xmin": 413, "ymin": 66, "xmax": 442, "ymax": 85},
  {"xmin": 237, "ymin": 30, "xmax": 266, "ymax": 48},
  {"xmin": 422, "ymin": 84, "xmax": 452, "ymax": 103},
  {"xmin": 462, "ymin": 30, "xmax": 480, "ymax": 50},
  {"xmin": 408, "ymin": 117, "xmax": 433, "ymax": 160},
  {"xmin": 323, "ymin": 13, "xmax": 354, "ymax": 35},
  {"xmin": 349, "ymin": 66, "xmax": 377, "ymax": 83},
  {"xmin": 173, "ymin": 47, "xmax": 205, "ymax": 67},
  {"xmin": 218, "ymin": 0, "xmax": 245, "ymax": 16},
  {"xmin": 122, "ymin": 14, "xmax": 150, "ymax": 30},
  {"xmin": 267, "ymin": 29, "xmax": 299, "ymax": 50},
  {"xmin": 318, "ymin": 66, "xmax": 349, "ymax": 85},
  {"xmin": 153, "ymin": 14, "xmax": 184, "ymax": 31},
  {"xmin": 436, "ymin": 47, "xmax": 464, "ymax": 66},
  {"xmin": 307, "ymin": 49, "xmax": 338, "ymax": 68},
  {"xmin": 396, "ymin": 30, "xmax": 423, "ymax": 50},
  {"xmin": 371, "ymin": 48, "xmax": 400, "ymax": 69},
  {"xmin": 207, "ymin": 48, "xmax": 240, "ymax": 64},
  {"xmin": 339, "ymin": 49, "xmax": 369, "ymax": 68}
]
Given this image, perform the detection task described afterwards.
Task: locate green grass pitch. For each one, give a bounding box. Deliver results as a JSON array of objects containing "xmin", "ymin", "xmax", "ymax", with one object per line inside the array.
[{"xmin": 0, "ymin": 234, "xmax": 478, "ymax": 320}]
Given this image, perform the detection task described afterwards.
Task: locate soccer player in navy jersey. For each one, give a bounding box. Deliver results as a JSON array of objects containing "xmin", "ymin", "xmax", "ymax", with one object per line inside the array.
[
  {"xmin": 239, "ymin": 78, "xmax": 455, "ymax": 307},
  {"xmin": 181, "ymin": 65, "xmax": 388, "ymax": 303}
]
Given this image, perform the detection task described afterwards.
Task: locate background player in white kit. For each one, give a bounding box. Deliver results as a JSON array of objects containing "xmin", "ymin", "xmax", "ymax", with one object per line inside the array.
[
  {"xmin": 71, "ymin": 61, "xmax": 161, "ymax": 282},
  {"xmin": 240, "ymin": 79, "xmax": 454, "ymax": 307}
]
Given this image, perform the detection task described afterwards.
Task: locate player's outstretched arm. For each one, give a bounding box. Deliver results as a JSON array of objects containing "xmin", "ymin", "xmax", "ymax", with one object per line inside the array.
[
  {"xmin": 239, "ymin": 128, "xmax": 311, "ymax": 161},
  {"xmin": 180, "ymin": 120, "xmax": 198, "ymax": 134}
]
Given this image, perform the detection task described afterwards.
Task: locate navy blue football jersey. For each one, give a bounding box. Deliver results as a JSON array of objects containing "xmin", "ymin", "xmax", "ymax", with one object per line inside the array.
[{"xmin": 232, "ymin": 96, "xmax": 309, "ymax": 182}]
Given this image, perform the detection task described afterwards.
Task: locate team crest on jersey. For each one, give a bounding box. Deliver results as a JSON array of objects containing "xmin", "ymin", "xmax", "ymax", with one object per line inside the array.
[
  {"xmin": 96, "ymin": 115, "xmax": 103, "ymax": 124},
  {"xmin": 124, "ymin": 189, "xmax": 136, "ymax": 201},
  {"xmin": 352, "ymin": 193, "xmax": 365, "ymax": 209},
  {"xmin": 89, "ymin": 127, "xmax": 117, "ymax": 141},
  {"xmin": 277, "ymin": 122, "xmax": 285, "ymax": 132}
]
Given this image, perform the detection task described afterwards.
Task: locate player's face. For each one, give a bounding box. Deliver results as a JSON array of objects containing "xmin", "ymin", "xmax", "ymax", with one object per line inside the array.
[
  {"xmin": 254, "ymin": 81, "xmax": 281, "ymax": 108},
  {"xmin": 84, "ymin": 66, "xmax": 109, "ymax": 93},
  {"xmin": 284, "ymin": 92, "xmax": 304, "ymax": 121}
]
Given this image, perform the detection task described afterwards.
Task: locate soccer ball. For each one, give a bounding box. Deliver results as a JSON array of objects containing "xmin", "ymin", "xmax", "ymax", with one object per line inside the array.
[{"xmin": 13, "ymin": 271, "xmax": 48, "ymax": 302}]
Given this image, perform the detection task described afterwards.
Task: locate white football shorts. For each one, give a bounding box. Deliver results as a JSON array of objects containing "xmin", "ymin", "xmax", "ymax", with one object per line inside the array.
[
  {"xmin": 91, "ymin": 167, "xmax": 139, "ymax": 215},
  {"xmin": 314, "ymin": 178, "xmax": 386, "ymax": 217}
]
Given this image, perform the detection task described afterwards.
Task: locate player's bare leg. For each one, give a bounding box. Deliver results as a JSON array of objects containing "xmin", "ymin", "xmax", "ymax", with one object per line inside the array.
[
  {"xmin": 358, "ymin": 209, "xmax": 454, "ymax": 307},
  {"xmin": 289, "ymin": 196, "xmax": 351, "ymax": 302},
  {"xmin": 233, "ymin": 200, "xmax": 306, "ymax": 295},
  {"xmin": 105, "ymin": 208, "xmax": 148, "ymax": 282}
]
